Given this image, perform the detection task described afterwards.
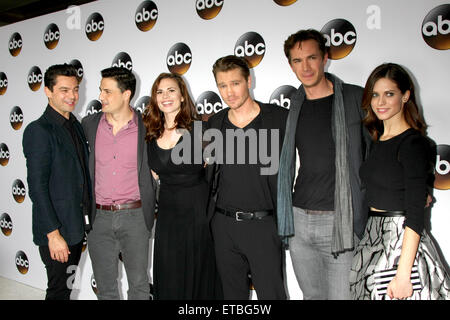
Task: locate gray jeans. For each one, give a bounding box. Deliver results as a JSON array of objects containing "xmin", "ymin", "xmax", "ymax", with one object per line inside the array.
[
  {"xmin": 88, "ymin": 207, "xmax": 151, "ymax": 300},
  {"xmin": 289, "ymin": 206, "xmax": 354, "ymax": 300}
]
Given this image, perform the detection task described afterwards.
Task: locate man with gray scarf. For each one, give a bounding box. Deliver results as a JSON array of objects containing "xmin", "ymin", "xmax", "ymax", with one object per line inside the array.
[{"xmin": 277, "ymin": 29, "xmax": 371, "ymax": 299}]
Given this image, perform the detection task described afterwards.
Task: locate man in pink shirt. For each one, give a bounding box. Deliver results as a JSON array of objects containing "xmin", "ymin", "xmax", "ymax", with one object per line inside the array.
[{"xmin": 81, "ymin": 67, "xmax": 156, "ymax": 300}]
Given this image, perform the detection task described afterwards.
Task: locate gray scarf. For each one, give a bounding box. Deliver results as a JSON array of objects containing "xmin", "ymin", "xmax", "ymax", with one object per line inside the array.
[{"xmin": 277, "ymin": 72, "xmax": 354, "ymax": 255}]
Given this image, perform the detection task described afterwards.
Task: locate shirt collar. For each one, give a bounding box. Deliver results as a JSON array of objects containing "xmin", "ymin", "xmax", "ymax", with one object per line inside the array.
[{"xmin": 46, "ymin": 104, "xmax": 74, "ymax": 126}]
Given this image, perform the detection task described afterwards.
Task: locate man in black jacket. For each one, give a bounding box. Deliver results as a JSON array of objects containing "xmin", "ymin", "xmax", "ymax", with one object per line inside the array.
[
  {"xmin": 207, "ymin": 55, "xmax": 287, "ymax": 299},
  {"xmin": 277, "ymin": 29, "xmax": 371, "ymax": 299},
  {"xmin": 23, "ymin": 64, "xmax": 91, "ymax": 300}
]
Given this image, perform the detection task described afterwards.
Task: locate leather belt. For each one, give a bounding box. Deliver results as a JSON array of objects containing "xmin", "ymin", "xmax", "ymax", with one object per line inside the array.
[
  {"xmin": 96, "ymin": 200, "xmax": 142, "ymax": 212},
  {"xmin": 369, "ymin": 209, "xmax": 406, "ymax": 217},
  {"xmin": 216, "ymin": 207, "xmax": 273, "ymax": 221}
]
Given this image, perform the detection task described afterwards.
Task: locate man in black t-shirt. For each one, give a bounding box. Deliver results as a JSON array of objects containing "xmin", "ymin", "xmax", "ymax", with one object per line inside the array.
[
  {"xmin": 277, "ymin": 29, "xmax": 371, "ymax": 299},
  {"xmin": 206, "ymin": 55, "xmax": 288, "ymax": 299}
]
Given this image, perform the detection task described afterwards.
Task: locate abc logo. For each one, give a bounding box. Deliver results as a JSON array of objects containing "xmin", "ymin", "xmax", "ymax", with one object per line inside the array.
[
  {"xmin": 0, "ymin": 143, "xmax": 10, "ymax": 166},
  {"xmin": 8, "ymin": 32, "xmax": 23, "ymax": 57},
  {"xmin": 91, "ymin": 274, "xmax": 98, "ymax": 294},
  {"xmin": 0, "ymin": 72, "xmax": 8, "ymax": 95},
  {"xmin": 44, "ymin": 23, "xmax": 60, "ymax": 50},
  {"xmin": 135, "ymin": 1, "xmax": 158, "ymax": 31},
  {"xmin": 85, "ymin": 100, "xmax": 102, "ymax": 116},
  {"xmin": 10, "ymin": 106, "xmax": 24, "ymax": 130},
  {"xmin": 234, "ymin": 32, "xmax": 266, "ymax": 68},
  {"xmin": 196, "ymin": 91, "xmax": 225, "ymax": 120},
  {"xmin": 69, "ymin": 59, "xmax": 84, "ymax": 81},
  {"xmin": 273, "ymin": 0, "xmax": 297, "ymax": 5},
  {"xmin": 15, "ymin": 251, "xmax": 29, "ymax": 274},
  {"xmin": 422, "ymin": 4, "xmax": 450, "ymax": 50},
  {"xmin": 12, "ymin": 179, "xmax": 26, "ymax": 203},
  {"xmin": 269, "ymin": 85, "xmax": 297, "ymax": 109},
  {"xmin": 112, "ymin": 52, "xmax": 133, "ymax": 71},
  {"xmin": 134, "ymin": 96, "xmax": 150, "ymax": 114},
  {"xmin": 321, "ymin": 19, "xmax": 357, "ymax": 60},
  {"xmin": 435, "ymin": 144, "xmax": 450, "ymax": 190},
  {"xmin": 196, "ymin": 0, "xmax": 224, "ymax": 20},
  {"xmin": 85, "ymin": 12, "xmax": 104, "ymax": 41},
  {"xmin": 27, "ymin": 66, "xmax": 43, "ymax": 91},
  {"xmin": 0, "ymin": 213, "xmax": 13, "ymax": 236},
  {"xmin": 166, "ymin": 43, "xmax": 192, "ymax": 75},
  {"xmin": 82, "ymin": 235, "xmax": 88, "ymax": 252}
]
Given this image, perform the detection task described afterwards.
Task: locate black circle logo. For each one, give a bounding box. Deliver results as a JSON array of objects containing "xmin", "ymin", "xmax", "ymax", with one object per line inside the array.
[
  {"xmin": 15, "ymin": 251, "xmax": 29, "ymax": 274},
  {"xmin": 273, "ymin": 0, "xmax": 297, "ymax": 6},
  {"xmin": 0, "ymin": 143, "xmax": 10, "ymax": 167},
  {"xmin": 196, "ymin": 91, "xmax": 224, "ymax": 120},
  {"xmin": 166, "ymin": 43, "xmax": 192, "ymax": 75},
  {"xmin": 69, "ymin": 59, "xmax": 84, "ymax": 82},
  {"xmin": 91, "ymin": 274, "xmax": 98, "ymax": 294},
  {"xmin": 0, "ymin": 213, "xmax": 13, "ymax": 236},
  {"xmin": 435, "ymin": 144, "xmax": 450, "ymax": 190},
  {"xmin": 12, "ymin": 179, "xmax": 26, "ymax": 203},
  {"xmin": 112, "ymin": 52, "xmax": 133, "ymax": 71},
  {"xmin": 196, "ymin": 0, "xmax": 224, "ymax": 20},
  {"xmin": 85, "ymin": 100, "xmax": 102, "ymax": 116},
  {"xmin": 422, "ymin": 4, "xmax": 450, "ymax": 50},
  {"xmin": 269, "ymin": 85, "xmax": 297, "ymax": 109},
  {"xmin": 0, "ymin": 72, "xmax": 8, "ymax": 95},
  {"xmin": 27, "ymin": 66, "xmax": 43, "ymax": 91},
  {"xmin": 234, "ymin": 32, "xmax": 266, "ymax": 68},
  {"xmin": 85, "ymin": 12, "xmax": 104, "ymax": 41},
  {"xmin": 135, "ymin": 1, "xmax": 158, "ymax": 31},
  {"xmin": 8, "ymin": 32, "xmax": 22, "ymax": 57},
  {"xmin": 134, "ymin": 96, "xmax": 150, "ymax": 114},
  {"xmin": 44, "ymin": 23, "xmax": 60, "ymax": 49},
  {"xmin": 10, "ymin": 106, "xmax": 24, "ymax": 130},
  {"xmin": 321, "ymin": 19, "xmax": 357, "ymax": 60}
]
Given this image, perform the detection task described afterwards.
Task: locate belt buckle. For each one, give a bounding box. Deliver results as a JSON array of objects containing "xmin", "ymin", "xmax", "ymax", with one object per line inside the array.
[
  {"xmin": 235, "ymin": 211, "xmax": 244, "ymax": 221},
  {"xmin": 111, "ymin": 204, "xmax": 118, "ymax": 212}
]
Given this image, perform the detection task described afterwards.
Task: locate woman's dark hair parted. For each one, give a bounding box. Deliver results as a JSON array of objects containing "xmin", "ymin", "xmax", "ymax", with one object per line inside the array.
[
  {"xmin": 143, "ymin": 72, "xmax": 199, "ymax": 141},
  {"xmin": 361, "ymin": 63, "xmax": 427, "ymax": 141}
]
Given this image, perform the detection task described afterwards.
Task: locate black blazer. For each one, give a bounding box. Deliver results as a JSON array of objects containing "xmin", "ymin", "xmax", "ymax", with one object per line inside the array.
[
  {"xmin": 23, "ymin": 106, "xmax": 90, "ymax": 246},
  {"xmin": 81, "ymin": 110, "xmax": 156, "ymax": 232},
  {"xmin": 205, "ymin": 101, "xmax": 288, "ymax": 218}
]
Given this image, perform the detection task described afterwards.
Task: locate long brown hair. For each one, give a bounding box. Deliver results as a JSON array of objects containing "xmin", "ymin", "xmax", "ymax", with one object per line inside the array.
[
  {"xmin": 361, "ymin": 63, "xmax": 427, "ymax": 141},
  {"xmin": 143, "ymin": 73, "xmax": 199, "ymax": 141}
]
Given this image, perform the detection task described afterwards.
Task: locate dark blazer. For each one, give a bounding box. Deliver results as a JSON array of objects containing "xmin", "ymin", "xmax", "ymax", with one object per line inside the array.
[
  {"xmin": 81, "ymin": 110, "xmax": 156, "ymax": 232},
  {"xmin": 23, "ymin": 106, "xmax": 90, "ymax": 246},
  {"xmin": 205, "ymin": 101, "xmax": 288, "ymax": 218}
]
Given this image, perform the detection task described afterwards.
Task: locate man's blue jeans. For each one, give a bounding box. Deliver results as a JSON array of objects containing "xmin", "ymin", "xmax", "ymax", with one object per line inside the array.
[{"xmin": 289, "ymin": 206, "xmax": 354, "ymax": 300}]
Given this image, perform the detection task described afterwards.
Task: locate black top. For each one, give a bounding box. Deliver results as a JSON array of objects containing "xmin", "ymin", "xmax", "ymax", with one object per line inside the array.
[
  {"xmin": 359, "ymin": 128, "xmax": 432, "ymax": 235},
  {"xmin": 293, "ymin": 94, "xmax": 335, "ymax": 210},
  {"xmin": 46, "ymin": 105, "xmax": 91, "ymax": 230},
  {"xmin": 216, "ymin": 113, "xmax": 274, "ymax": 211}
]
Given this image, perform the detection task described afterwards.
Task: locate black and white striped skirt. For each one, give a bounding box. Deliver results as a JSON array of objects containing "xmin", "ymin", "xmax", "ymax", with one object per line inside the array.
[{"xmin": 350, "ymin": 214, "xmax": 450, "ymax": 300}]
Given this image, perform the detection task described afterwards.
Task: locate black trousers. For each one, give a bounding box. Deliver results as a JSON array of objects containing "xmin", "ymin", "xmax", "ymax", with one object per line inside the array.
[
  {"xmin": 39, "ymin": 240, "xmax": 83, "ymax": 300},
  {"xmin": 211, "ymin": 212, "xmax": 287, "ymax": 300}
]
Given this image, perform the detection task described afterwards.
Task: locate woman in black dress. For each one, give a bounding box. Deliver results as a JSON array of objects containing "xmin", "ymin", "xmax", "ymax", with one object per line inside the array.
[
  {"xmin": 350, "ymin": 63, "xmax": 449, "ymax": 300},
  {"xmin": 142, "ymin": 72, "xmax": 221, "ymax": 299}
]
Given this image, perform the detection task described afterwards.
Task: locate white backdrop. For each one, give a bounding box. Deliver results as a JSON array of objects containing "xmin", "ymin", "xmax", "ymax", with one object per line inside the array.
[{"xmin": 0, "ymin": 0, "xmax": 448, "ymax": 300}]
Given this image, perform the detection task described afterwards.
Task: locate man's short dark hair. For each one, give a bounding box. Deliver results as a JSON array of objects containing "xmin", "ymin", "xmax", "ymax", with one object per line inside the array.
[
  {"xmin": 44, "ymin": 63, "xmax": 79, "ymax": 91},
  {"xmin": 284, "ymin": 29, "xmax": 328, "ymax": 62},
  {"xmin": 101, "ymin": 67, "xmax": 136, "ymax": 101},
  {"xmin": 212, "ymin": 55, "xmax": 250, "ymax": 82}
]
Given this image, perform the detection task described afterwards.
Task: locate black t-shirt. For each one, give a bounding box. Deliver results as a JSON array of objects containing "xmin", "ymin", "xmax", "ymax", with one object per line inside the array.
[
  {"xmin": 293, "ymin": 94, "xmax": 335, "ymax": 210},
  {"xmin": 359, "ymin": 128, "xmax": 432, "ymax": 235},
  {"xmin": 216, "ymin": 113, "xmax": 274, "ymax": 211}
]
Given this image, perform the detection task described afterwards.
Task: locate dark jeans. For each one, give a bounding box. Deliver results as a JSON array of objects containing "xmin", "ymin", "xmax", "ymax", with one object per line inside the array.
[
  {"xmin": 39, "ymin": 240, "xmax": 83, "ymax": 300},
  {"xmin": 211, "ymin": 212, "xmax": 286, "ymax": 300}
]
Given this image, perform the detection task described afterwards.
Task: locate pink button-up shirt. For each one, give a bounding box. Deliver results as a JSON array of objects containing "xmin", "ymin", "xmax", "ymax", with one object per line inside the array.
[{"xmin": 95, "ymin": 112, "xmax": 140, "ymax": 205}]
